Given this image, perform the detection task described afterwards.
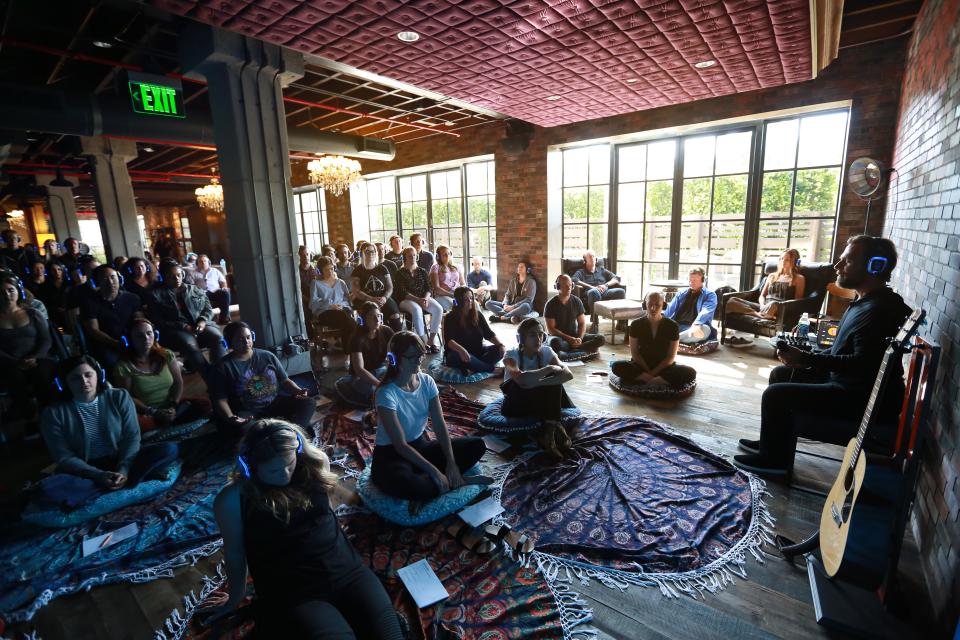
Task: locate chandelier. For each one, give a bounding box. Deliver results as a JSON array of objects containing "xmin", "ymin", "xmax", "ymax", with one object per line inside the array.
[
  {"xmin": 307, "ymin": 155, "xmax": 361, "ymax": 196},
  {"xmin": 194, "ymin": 174, "xmax": 223, "ymax": 212}
]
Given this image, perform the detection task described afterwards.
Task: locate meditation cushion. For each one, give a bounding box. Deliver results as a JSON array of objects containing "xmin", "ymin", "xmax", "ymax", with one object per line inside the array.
[
  {"xmin": 608, "ymin": 373, "xmax": 697, "ymax": 399},
  {"xmin": 427, "ymin": 361, "xmax": 496, "ymax": 384},
  {"xmin": 334, "ymin": 376, "xmax": 373, "ymax": 407},
  {"xmin": 141, "ymin": 418, "xmax": 210, "ymax": 444},
  {"xmin": 677, "ymin": 339, "xmax": 720, "ymax": 356},
  {"xmin": 558, "ymin": 350, "xmax": 599, "ymax": 363},
  {"xmin": 477, "ymin": 397, "xmax": 582, "ymax": 434},
  {"xmin": 21, "ymin": 460, "xmax": 182, "ymax": 528},
  {"xmin": 356, "ymin": 465, "xmax": 483, "ymax": 526}
]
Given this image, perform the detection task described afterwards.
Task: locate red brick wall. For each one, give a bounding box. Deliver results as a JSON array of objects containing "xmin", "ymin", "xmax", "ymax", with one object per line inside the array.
[
  {"xmin": 310, "ymin": 39, "xmax": 906, "ymax": 308},
  {"xmin": 885, "ymin": 0, "xmax": 960, "ymax": 632}
]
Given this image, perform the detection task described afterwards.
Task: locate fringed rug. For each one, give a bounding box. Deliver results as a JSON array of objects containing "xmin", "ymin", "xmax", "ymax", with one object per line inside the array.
[
  {"xmin": 493, "ymin": 416, "xmax": 774, "ymax": 596},
  {"xmin": 0, "ymin": 436, "xmax": 233, "ymax": 624},
  {"xmin": 157, "ymin": 511, "xmax": 593, "ymax": 640}
]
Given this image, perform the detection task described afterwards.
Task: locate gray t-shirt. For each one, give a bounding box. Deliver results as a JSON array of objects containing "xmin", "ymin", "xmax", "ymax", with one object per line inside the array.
[
  {"xmin": 544, "ymin": 295, "xmax": 585, "ymax": 336},
  {"xmin": 209, "ymin": 349, "xmax": 289, "ymax": 413}
]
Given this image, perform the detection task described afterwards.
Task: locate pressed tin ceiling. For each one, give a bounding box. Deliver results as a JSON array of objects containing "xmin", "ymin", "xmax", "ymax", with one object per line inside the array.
[{"xmin": 151, "ymin": 1, "xmax": 809, "ymax": 127}]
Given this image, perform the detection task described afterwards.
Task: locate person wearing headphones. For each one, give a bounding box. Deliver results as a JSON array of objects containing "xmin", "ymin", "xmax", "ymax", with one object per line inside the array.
[
  {"xmin": 544, "ymin": 274, "xmax": 605, "ymax": 357},
  {"xmin": 442, "ymin": 286, "xmax": 505, "ymax": 374},
  {"xmin": 371, "ymin": 331, "xmax": 491, "ymax": 501},
  {"xmin": 65, "ymin": 255, "xmax": 100, "ymax": 334},
  {"xmin": 309, "ymin": 256, "xmax": 355, "ymax": 347},
  {"xmin": 123, "ymin": 257, "xmax": 155, "ymax": 307},
  {"xmin": 351, "ymin": 242, "xmax": 403, "ymax": 332},
  {"xmin": 734, "ymin": 235, "xmax": 912, "ymax": 478},
  {"xmin": 429, "ymin": 245, "xmax": 465, "ymax": 311},
  {"xmin": 208, "ymin": 321, "xmax": 314, "ymax": 436},
  {"xmin": 485, "ymin": 259, "xmax": 536, "ymax": 323},
  {"xmin": 341, "ymin": 301, "xmax": 394, "ymax": 406},
  {"xmin": 201, "ymin": 419, "xmax": 403, "ymax": 638},
  {"xmin": 501, "ymin": 318, "xmax": 577, "ymax": 460},
  {"xmin": 0, "ymin": 229, "xmax": 38, "ymax": 275},
  {"xmin": 146, "ymin": 260, "xmax": 226, "ymax": 374},
  {"xmin": 59, "ymin": 237, "xmax": 82, "ymax": 272},
  {"xmin": 724, "ymin": 249, "xmax": 806, "ymax": 347},
  {"xmin": 37, "ymin": 262, "xmax": 70, "ymax": 328},
  {"xmin": 113, "ymin": 319, "xmax": 211, "ymax": 433},
  {"xmin": 23, "ymin": 259, "xmax": 47, "ymax": 297},
  {"xmin": 663, "ymin": 266, "xmax": 718, "ymax": 345},
  {"xmin": 81, "ymin": 265, "xmax": 143, "ymax": 369},
  {"xmin": 0, "ymin": 274, "xmax": 55, "ymax": 419},
  {"xmin": 393, "ymin": 246, "xmax": 444, "ymax": 353},
  {"xmin": 610, "ymin": 291, "xmax": 696, "ymax": 389},
  {"xmin": 39, "ymin": 355, "xmax": 179, "ymax": 495}
]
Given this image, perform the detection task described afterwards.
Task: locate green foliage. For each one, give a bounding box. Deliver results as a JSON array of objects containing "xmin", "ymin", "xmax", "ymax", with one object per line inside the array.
[
  {"xmin": 646, "ymin": 180, "xmax": 672, "ymax": 218},
  {"xmin": 794, "ymin": 168, "xmax": 840, "ymax": 215}
]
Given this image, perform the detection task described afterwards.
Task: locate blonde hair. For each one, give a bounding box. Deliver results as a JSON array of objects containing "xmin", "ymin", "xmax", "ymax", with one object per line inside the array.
[
  {"xmin": 435, "ymin": 245, "xmax": 457, "ymax": 272},
  {"xmin": 771, "ymin": 248, "xmax": 801, "ymax": 283},
  {"xmin": 233, "ymin": 419, "xmax": 339, "ymax": 524}
]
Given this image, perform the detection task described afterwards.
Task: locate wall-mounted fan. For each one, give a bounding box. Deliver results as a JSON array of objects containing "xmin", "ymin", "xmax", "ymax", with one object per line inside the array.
[{"xmin": 847, "ymin": 157, "xmax": 889, "ymax": 234}]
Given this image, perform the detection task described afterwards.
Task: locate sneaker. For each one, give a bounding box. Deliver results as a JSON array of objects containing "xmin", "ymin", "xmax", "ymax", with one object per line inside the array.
[
  {"xmin": 589, "ymin": 321, "xmax": 599, "ymax": 334},
  {"xmin": 732, "ymin": 454, "xmax": 791, "ymax": 480},
  {"xmin": 738, "ymin": 438, "xmax": 760, "ymax": 454},
  {"xmin": 727, "ymin": 336, "xmax": 754, "ymax": 348},
  {"xmin": 488, "ymin": 315, "xmax": 502, "ymax": 323}
]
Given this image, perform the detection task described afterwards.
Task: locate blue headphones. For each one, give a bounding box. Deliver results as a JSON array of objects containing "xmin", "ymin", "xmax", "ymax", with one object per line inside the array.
[
  {"xmin": 53, "ymin": 363, "xmax": 107, "ymax": 394},
  {"xmin": 224, "ymin": 329, "xmax": 255, "ymax": 350},
  {"xmin": 867, "ymin": 256, "xmax": 888, "ymax": 275},
  {"xmin": 126, "ymin": 261, "xmax": 152, "ymax": 275},
  {"xmin": 120, "ymin": 327, "xmax": 160, "ymax": 348},
  {"xmin": 386, "ymin": 351, "xmax": 397, "ymax": 366},
  {"xmin": 25, "ymin": 265, "xmax": 48, "ymax": 278},
  {"xmin": 5, "ymin": 277, "xmax": 26, "ymax": 301},
  {"xmin": 238, "ymin": 427, "xmax": 304, "ymax": 478}
]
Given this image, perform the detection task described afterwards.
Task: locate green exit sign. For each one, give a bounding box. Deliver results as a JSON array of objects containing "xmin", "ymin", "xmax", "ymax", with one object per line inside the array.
[{"xmin": 128, "ymin": 71, "xmax": 185, "ymax": 118}]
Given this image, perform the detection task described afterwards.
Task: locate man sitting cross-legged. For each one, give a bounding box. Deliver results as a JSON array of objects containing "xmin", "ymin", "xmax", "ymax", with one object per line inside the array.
[
  {"xmin": 663, "ymin": 267, "xmax": 718, "ymax": 345},
  {"xmin": 544, "ymin": 274, "xmax": 605, "ymax": 357}
]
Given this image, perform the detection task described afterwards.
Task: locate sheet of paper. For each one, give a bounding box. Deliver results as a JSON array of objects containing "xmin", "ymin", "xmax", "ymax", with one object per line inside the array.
[
  {"xmin": 397, "ymin": 558, "xmax": 449, "ymax": 609},
  {"xmin": 482, "ymin": 435, "xmax": 510, "ymax": 453},
  {"xmin": 458, "ymin": 495, "xmax": 505, "ymax": 527},
  {"xmin": 587, "ymin": 373, "xmax": 607, "ymax": 384},
  {"xmin": 564, "ymin": 359, "xmax": 586, "ymax": 367},
  {"xmin": 82, "ymin": 522, "xmax": 139, "ymax": 558},
  {"xmin": 344, "ymin": 409, "xmax": 367, "ymax": 421}
]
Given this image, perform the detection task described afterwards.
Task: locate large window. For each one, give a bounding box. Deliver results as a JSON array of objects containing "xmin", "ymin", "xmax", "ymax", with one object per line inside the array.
[
  {"xmin": 557, "ymin": 108, "xmax": 849, "ymax": 290},
  {"xmin": 292, "ymin": 187, "xmax": 329, "ymax": 255},
  {"xmin": 362, "ymin": 159, "xmax": 496, "ymax": 283}
]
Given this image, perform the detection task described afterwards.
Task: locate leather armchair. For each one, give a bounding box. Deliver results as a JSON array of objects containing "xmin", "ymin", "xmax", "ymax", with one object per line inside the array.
[{"xmin": 560, "ymin": 257, "xmax": 626, "ymax": 305}]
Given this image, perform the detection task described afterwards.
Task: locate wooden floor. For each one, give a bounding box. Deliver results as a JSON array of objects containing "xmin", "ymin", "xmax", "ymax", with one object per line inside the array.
[{"xmin": 4, "ymin": 319, "xmax": 935, "ymax": 639}]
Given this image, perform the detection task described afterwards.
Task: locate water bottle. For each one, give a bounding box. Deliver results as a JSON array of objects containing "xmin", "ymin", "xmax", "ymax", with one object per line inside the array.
[{"xmin": 797, "ymin": 312, "xmax": 810, "ymax": 339}]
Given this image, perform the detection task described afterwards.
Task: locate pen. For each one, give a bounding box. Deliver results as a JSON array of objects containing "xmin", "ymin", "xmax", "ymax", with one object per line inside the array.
[{"xmin": 99, "ymin": 533, "xmax": 114, "ymax": 549}]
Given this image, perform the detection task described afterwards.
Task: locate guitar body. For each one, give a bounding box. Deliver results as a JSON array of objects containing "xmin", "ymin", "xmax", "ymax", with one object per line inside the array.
[{"xmin": 820, "ymin": 437, "xmax": 868, "ymax": 577}]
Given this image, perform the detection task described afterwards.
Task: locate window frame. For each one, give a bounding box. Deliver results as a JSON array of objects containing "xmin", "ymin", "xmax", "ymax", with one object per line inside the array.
[{"xmin": 292, "ymin": 185, "xmax": 330, "ymax": 255}]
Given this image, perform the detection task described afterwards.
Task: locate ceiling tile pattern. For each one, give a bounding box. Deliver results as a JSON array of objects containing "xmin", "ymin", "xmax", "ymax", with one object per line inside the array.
[{"xmin": 150, "ymin": 0, "xmax": 811, "ymax": 127}]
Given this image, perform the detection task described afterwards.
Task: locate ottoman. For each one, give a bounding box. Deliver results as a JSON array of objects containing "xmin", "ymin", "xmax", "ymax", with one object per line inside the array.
[{"xmin": 593, "ymin": 299, "xmax": 646, "ymax": 345}]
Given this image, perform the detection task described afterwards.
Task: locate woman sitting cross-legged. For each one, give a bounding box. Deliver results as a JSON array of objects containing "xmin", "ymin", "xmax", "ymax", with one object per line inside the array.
[
  {"xmin": 610, "ymin": 291, "xmax": 697, "ymax": 389},
  {"xmin": 113, "ymin": 318, "xmax": 212, "ymax": 433},
  {"xmin": 39, "ymin": 355, "xmax": 179, "ymax": 498},
  {"xmin": 443, "ymin": 286, "xmax": 505, "ymax": 374},
  {"xmin": 485, "ymin": 259, "xmax": 536, "ymax": 323},
  {"xmin": 501, "ymin": 318, "xmax": 577, "ymax": 460},
  {"xmin": 371, "ymin": 331, "xmax": 492, "ymax": 502},
  {"xmin": 203, "ymin": 419, "xmax": 404, "ymax": 639},
  {"xmin": 393, "ymin": 247, "xmax": 444, "ymax": 353},
  {"xmin": 209, "ymin": 321, "xmax": 315, "ymax": 437},
  {"xmin": 309, "ymin": 256, "xmax": 356, "ymax": 348}
]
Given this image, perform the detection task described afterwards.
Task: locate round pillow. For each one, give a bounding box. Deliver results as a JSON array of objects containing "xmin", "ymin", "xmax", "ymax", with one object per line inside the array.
[
  {"xmin": 678, "ymin": 340, "xmax": 720, "ymax": 356},
  {"xmin": 334, "ymin": 376, "xmax": 373, "ymax": 407},
  {"xmin": 427, "ymin": 361, "xmax": 496, "ymax": 385},
  {"xmin": 477, "ymin": 397, "xmax": 582, "ymax": 434},
  {"xmin": 356, "ymin": 465, "xmax": 483, "ymax": 526},
  {"xmin": 608, "ymin": 373, "xmax": 697, "ymax": 399},
  {"xmin": 22, "ymin": 460, "xmax": 182, "ymax": 528},
  {"xmin": 558, "ymin": 350, "xmax": 600, "ymax": 363}
]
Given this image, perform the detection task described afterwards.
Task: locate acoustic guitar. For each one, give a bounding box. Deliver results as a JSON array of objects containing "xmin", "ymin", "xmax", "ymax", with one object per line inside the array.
[{"xmin": 819, "ymin": 308, "xmax": 925, "ymax": 577}]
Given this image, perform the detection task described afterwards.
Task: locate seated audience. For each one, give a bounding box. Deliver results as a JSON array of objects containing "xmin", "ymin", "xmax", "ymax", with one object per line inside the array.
[
  {"xmin": 502, "ymin": 318, "xmax": 576, "ymax": 459},
  {"xmin": 345, "ymin": 302, "xmax": 394, "ymax": 405},
  {"xmin": 572, "ymin": 249, "xmax": 625, "ymax": 332},
  {"xmin": 443, "ymin": 286, "xmax": 505, "ymax": 373},
  {"xmin": 298, "ymin": 246, "xmax": 315, "ymax": 317},
  {"xmin": 189, "ymin": 254, "xmax": 232, "ymax": 325},
  {"xmin": 309, "ymin": 256, "xmax": 355, "ymax": 344},
  {"xmin": 0, "ymin": 229, "xmax": 38, "ymax": 275},
  {"xmin": 335, "ymin": 243, "xmax": 354, "ymax": 290},
  {"xmin": 352, "ymin": 243, "xmax": 403, "ymax": 332},
  {"xmin": 40, "ymin": 355, "xmax": 179, "ymax": 494},
  {"xmin": 113, "ymin": 319, "xmax": 211, "ymax": 432},
  {"xmin": 486, "ymin": 259, "xmax": 536, "ymax": 323},
  {"xmin": 545, "ymin": 274, "xmax": 605, "ymax": 356},
  {"xmin": 372, "ymin": 331, "xmax": 491, "ymax": 500},
  {"xmin": 320, "ymin": 245, "xmax": 336, "ymax": 261},
  {"xmin": 664, "ymin": 267, "xmax": 718, "ymax": 344},
  {"xmin": 147, "ymin": 260, "xmax": 226, "ymax": 374},
  {"xmin": 209, "ymin": 321, "xmax": 314, "ymax": 435},
  {"xmin": 734, "ymin": 236, "xmax": 911, "ymax": 477},
  {"xmin": 65, "ymin": 255, "xmax": 100, "ymax": 330},
  {"xmin": 81, "ymin": 265, "xmax": 142, "ymax": 368},
  {"xmin": 430, "ymin": 245, "xmax": 465, "ymax": 311},
  {"xmin": 351, "ymin": 239, "xmax": 367, "ymax": 264},
  {"xmin": 24, "ymin": 259, "xmax": 46, "ymax": 296},
  {"xmin": 394, "ymin": 247, "xmax": 443, "ymax": 353},
  {"xmin": 37, "ymin": 262, "xmax": 70, "ymax": 328},
  {"xmin": 467, "ymin": 256, "xmax": 494, "ymax": 306},
  {"xmin": 374, "ymin": 242, "xmax": 397, "ymax": 275},
  {"xmin": 59, "ymin": 237, "xmax": 82, "ymax": 272},
  {"xmin": 410, "ymin": 233, "xmax": 435, "ymax": 271},
  {"xmin": 725, "ymin": 248, "xmax": 806, "ymax": 346},
  {"xmin": 123, "ymin": 257, "xmax": 155, "ymax": 307},
  {"xmin": 43, "ymin": 239, "xmax": 62, "ymax": 260},
  {"xmin": 611, "ymin": 291, "xmax": 696, "ymax": 389},
  {"xmin": 0, "ymin": 274, "xmax": 55, "ymax": 415},
  {"xmin": 112, "ymin": 256, "xmax": 128, "ymax": 273},
  {"xmin": 206, "ymin": 419, "xmax": 403, "ymax": 638},
  {"xmin": 383, "ymin": 234, "xmax": 404, "ymax": 269}
]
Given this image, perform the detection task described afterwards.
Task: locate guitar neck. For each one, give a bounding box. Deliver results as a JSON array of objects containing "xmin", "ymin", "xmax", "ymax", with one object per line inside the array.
[{"xmin": 849, "ymin": 347, "xmax": 896, "ymax": 468}]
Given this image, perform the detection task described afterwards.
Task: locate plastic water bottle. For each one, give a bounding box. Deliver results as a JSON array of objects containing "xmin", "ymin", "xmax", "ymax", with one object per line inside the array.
[{"xmin": 797, "ymin": 312, "xmax": 810, "ymax": 339}]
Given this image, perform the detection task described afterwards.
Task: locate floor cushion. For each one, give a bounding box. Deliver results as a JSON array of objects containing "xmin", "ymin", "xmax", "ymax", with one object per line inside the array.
[
  {"xmin": 558, "ymin": 350, "xmax": 600, "ymax": 363},
  {"xmin": 334, "ymin": 376, "xmax": 373, "ymax": 407},
  {"xmin": 678, "ymin": 339, "xmax": 720, "ymax": 356},
  {"xmin": 608, "ymin": 373, "xmax": 697, "ymax": 399},
  {"xmin": 21, "ymin": 460, "xmax": 183, "ymax": 528},
  {"xmin": 356, "ymin": 464, "xmax": 483, "ymax": 526},
  {"xmin": 427, "ymin": 361, "xmax": 496, "ymax": 384},
  {"xmin": 477, "ymin": 397, "xmax": 582, "ymax": 434}
]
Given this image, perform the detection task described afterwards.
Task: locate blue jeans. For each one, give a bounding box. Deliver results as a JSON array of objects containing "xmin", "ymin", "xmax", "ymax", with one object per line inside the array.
[
  {"xmin": 585, "ymin": 287, "xmax": 625, "ymax": 318},
  {"xmin": 445, "ymin": 344, "xmax": 504, "ymax": 373},
  {"xmin": 485, "ymin": 300, "xmax": 532, "ymax": 319},
  {"xmin": 351, "ymin": 365, "xmax": 387, "ymax": 400}
]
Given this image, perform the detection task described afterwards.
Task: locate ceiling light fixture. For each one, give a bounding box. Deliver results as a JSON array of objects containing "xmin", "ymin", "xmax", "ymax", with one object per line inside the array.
[
  {"xmin": 195, "ymin": 169, "xmax": 224, "ymax": 212},
  {"xmin": 694, "ymin": 60, "xmax": 717, "ymax": 68},
  {"xmin": 626, "ymin": 79, "xmax": 638, "ymax": 83},
  {"xmin": 545, "ymin": 95, "xmax": 562, "ymax": 101},
  {"xmin": 142, "ymin": 146, "xmax": 155, "ymax": 153},
  {"xmin": 397, "ymin": 31, "xmax": 420, "ymax": 42},
  {"xmin": 6, "ymin": 208, "xmax": 24, "ymax": 218},
  {"xmin": 307, "ymin": 155, "xmax": 362, "ymax": 197},
  {"xmin": 92, "ymin": 40, "xmax": 113, "ymax": 49}
]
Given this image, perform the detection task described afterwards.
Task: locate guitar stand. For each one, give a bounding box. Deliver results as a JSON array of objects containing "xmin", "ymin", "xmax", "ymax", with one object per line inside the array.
[{"xmin": 776, "ymin": 531, "xmax": 819, "ymax": 560}]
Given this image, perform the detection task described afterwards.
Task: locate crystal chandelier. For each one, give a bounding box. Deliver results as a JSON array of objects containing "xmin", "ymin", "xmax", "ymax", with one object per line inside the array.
[
  {"xmin": 307, "ymin": 155, "xmax": 361, "ymax": 196},
  {"xmin": 195, "ymin": 173, "xmax": 224, "ymax": 212}
]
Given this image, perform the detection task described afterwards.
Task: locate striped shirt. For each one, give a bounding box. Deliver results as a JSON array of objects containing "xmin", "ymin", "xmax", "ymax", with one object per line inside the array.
[{"xmin": 75, "ymin": 399, "xmax": 115, "ymax": 461}]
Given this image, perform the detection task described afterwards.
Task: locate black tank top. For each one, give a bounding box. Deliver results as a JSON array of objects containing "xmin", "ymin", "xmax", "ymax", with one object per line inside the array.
[{"xmin": 242, "ymin": 486, "xmax": 362, "ymax": 603}]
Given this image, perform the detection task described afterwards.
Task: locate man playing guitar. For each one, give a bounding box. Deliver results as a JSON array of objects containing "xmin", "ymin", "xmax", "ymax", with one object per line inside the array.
[{"xmin": 733, "ymin": 235, "xmax": 911, "ymax": 479}]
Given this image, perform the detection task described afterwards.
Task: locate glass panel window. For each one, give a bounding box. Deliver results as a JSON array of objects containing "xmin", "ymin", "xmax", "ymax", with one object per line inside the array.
[
  {"xmin": 562, "ymin": 144, "xmax": 610, "ymax": 262},
  {"xmin": 293, "ymin": 187, "xmax": 329, "ymax": 256},
  {"xmin": 365, "ymin": 177, "xmax": 398, "ymax": 247}
]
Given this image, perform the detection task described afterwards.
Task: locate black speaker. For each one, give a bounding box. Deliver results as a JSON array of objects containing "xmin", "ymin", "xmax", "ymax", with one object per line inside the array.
[{"xmin": 501, "ymin": 119, "xmax": 534, "ymax": 157}]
